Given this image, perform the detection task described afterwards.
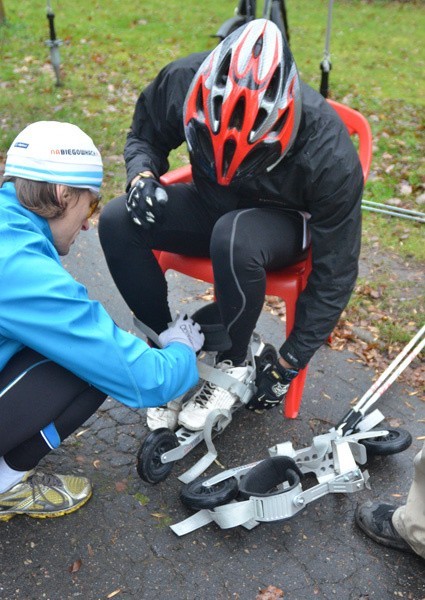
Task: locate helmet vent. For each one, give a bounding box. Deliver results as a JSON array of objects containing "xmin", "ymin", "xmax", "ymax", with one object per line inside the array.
[
  {"xmin": 264, "ymin": 67, "xmax": 281, "ymax": 102},
  {"xmin": 253, "ymin": 36, "xmax": 264, "ymax": 59},
  {"xmin": 213, "ymin": 96, "xmax": 223, "ymax": 124},
  {"xmin": 195, "ymin": 85, "xmax": 204, "ymax": 116},
  {"xmin": 198, "ymin": 125, "xmax": 214, "ymax": 160},
  {"xmin": 271, "ymin": 108, "xmax": 289, "ymax": 134},
  {"xmin": 229, "ymin": 97, "xmax": 246, "ymax": 131},
  {"xmin": 252, "ymin": 107, "xmax": 269, "ymax": 133},
  {"xmin": 216, "ymin": 54, "xmax": 231, "ymax": 88},
  {"xmin": 222, "ymin": 139, "xmax": 236, "ymax": 178}
]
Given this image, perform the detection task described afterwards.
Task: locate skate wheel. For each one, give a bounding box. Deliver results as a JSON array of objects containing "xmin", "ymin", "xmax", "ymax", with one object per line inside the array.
[
  {"xmin": 360, "ymin": 428, "xmax": 412, "ymax": 457},
  {"xmin": 180, "ymin": 476, "xmax": 239, "ymax": 510},
  {"xmin": 136, "ymin": 428, "xmax": 179, "ymax": 484}
]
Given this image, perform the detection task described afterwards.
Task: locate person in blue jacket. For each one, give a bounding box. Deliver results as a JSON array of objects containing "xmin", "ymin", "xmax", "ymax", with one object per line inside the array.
[{"xmin": 0, "ymin": 121, "xmax": 204, "ymax": 521}]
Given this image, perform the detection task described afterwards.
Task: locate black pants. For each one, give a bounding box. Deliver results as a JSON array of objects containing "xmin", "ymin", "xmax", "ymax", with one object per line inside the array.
[
  {"xmin": 99, "ymin": 184, "xmax": 307, "ymax": 365},
  {"xmin": 0, "ymin": 348, "xmax": 106, "ymax": 471}
]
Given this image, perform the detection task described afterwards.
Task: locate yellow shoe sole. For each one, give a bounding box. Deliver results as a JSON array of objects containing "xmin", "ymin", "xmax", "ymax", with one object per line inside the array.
[{"xmin": 0, "ymin": 488, "xmax": 92, "ymax": 522}]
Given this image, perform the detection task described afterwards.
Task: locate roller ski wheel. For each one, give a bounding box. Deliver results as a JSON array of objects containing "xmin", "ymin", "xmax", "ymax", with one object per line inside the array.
[
  {"xmin": 361, "ymin": 427, "xmax": 412, "ymax": 457},
  {"xmin": 136, "ymin": 428, "xmax": 179, "ymax": 484},
  {"xmin": 180, "ymin": 476, "xmax": 239, "ymax": 510}
]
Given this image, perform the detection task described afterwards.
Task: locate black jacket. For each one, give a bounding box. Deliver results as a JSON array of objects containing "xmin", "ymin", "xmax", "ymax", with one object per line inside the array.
[{"xmin": 124, "ymin": 52, "xmax": 364, "ymax": 369}]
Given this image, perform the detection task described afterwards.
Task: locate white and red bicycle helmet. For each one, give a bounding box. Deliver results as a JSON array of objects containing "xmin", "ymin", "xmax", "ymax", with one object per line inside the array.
[{"xmin": 184, "ymin": 18, "xmax": 301, "ymax": 185}]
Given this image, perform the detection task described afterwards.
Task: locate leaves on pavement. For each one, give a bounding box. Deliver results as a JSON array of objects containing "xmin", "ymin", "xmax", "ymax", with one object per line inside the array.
[{"xmin": 256, "ymin": 585, "xmax": 284, "ymax": 599}]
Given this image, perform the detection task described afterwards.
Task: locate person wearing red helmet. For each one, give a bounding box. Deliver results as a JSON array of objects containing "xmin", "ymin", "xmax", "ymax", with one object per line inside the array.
[{"xmin": 99, "ymin": 19, "xmax": 364, "ymax": 432}]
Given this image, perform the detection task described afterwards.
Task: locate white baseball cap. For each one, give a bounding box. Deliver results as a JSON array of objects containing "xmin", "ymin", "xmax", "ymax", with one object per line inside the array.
[{"xmin": 4, "ymin": 121, "xmax": 103, "ymax": 194}]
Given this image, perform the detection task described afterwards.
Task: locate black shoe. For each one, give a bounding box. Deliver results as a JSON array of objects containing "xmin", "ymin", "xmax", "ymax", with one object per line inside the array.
[{"xmin": 355, "ymin": 501, "xmax": 415, "ymax": 554}]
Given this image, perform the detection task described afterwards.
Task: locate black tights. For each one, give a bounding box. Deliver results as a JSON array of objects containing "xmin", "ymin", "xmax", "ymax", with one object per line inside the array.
[
  {"xmin": 99, "ymin": 185, "xmax": 307, "ymax": 365},
  {"xmin": 0, "ymin": 348, "xmax": 106, "ymax": 471}
]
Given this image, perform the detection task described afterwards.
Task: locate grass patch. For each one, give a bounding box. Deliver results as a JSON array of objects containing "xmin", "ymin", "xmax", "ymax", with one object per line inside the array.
[
  {"xmin": 1, "ymin": 1, "xmax": 424, "ymax": 197},
  {"xmin": 345, "ymin": 274, "xmax": 423, "ymax": 345},
  {"xmin": 134, "ymin": 492, "xmax": 150, "ymax": 507},
  {"xmin": 362, "ymin": 214, "xmax": 424, "ymax": 262}
]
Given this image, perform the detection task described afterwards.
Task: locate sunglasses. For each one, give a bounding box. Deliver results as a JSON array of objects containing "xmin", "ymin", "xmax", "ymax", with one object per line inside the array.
[{"xmin": 86, "ymin": 193, "xmax": 102, "ymax": 219}]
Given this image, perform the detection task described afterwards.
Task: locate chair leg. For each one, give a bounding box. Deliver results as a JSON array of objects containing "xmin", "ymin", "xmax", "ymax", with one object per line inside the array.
[
  {"xmin": 284, "ymin": 366, "xmax": 308, "ymax": 419},
  {"xmin": 278, "ymin": 292, "xmax": 306, "ymax": 419}
]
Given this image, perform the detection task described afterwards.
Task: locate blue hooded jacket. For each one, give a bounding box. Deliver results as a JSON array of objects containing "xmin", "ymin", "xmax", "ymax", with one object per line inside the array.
[{"xmin": 0, "ymin": 182, "xmax": 198, "ymax": 408}]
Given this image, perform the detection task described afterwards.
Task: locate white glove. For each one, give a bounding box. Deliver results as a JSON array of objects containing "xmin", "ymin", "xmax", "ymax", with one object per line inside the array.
[{"xmin": 158, "ymin": 314, "xmax": 204, "ymax": 353}]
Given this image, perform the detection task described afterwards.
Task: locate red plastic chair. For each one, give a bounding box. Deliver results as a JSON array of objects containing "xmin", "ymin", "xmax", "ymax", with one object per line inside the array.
[{"xmin": 158, "ymin": 101, "xmax": 372, "ymax": 418}]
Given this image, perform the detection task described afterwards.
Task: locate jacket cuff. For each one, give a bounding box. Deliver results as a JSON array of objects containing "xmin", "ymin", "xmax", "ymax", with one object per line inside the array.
[
  {"xmin": 278, "ymin": 340, "xmax": 306, "ymax": 370},
  {"xmin": 126, "ymin": 164, "xmax": 158, "ymax": 192}
]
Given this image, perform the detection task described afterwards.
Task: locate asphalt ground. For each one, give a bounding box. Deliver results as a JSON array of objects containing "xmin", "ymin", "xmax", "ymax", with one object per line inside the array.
[{"xmin": 0, "ymin": 226, "xmax": 423, "ymax": 600}]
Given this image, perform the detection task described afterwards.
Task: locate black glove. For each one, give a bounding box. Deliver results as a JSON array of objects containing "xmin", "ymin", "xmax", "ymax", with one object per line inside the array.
[
  {"xmin": 246, "ymin": 359, "xmax": 299, "ymax": 411},
  {"xmin": 126, "ymin": 176, "xmax": 168, "ymax": 228}
]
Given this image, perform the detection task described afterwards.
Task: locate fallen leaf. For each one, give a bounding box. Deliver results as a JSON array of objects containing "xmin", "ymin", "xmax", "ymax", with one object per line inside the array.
[
  {"xmin": 387, "ymin": 418, "xmax": 402, "ymax": 428},
  {"xmin": 115, "ymin": 480, "xmax": 127, "ymax": 493},
  {"xmin": 107, "ymin": 590, "xmax": 122, "ymax": 599},
  {"xmin": 68, "ymin": 559, "xmax": 82, "ymax": 573},
  {"xmin": 399, "ymin": 182, "xmax": 412, "ymax": 196},
  {"xmin": 75, "ymin": 429, "xmax": 89, "ymax": 437},
  {"xmin": 256, "ymin": 585, "xmax": 284, "ymax": 599}
]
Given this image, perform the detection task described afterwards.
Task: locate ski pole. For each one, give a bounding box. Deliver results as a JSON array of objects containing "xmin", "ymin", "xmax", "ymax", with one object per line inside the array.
[
  {"xmin": 362, "ymin": 200, "xmax": 425, "ymax": 220},
  {"xmin": 362, "ymin": 204, "xmax": 425, "ymax": 223},
  {"xmin": 336, "ymin": 325, "xmax": 424, "ymax": 433}
]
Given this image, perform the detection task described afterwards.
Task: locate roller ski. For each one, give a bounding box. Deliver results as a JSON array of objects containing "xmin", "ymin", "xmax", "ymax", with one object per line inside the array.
[
  {"xmin": 133, "ymin": 305, "xmax": 294, "ymax": 485},
  {"xmin": 170, "ymin": 326, "xmax": 424, "ymax": 536}
]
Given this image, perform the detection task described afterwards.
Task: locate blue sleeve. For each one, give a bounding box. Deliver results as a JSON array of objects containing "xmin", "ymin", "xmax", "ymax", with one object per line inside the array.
[{"xmin": 0, "ymin": 241, "xmax": 199, "ymax": 409}]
